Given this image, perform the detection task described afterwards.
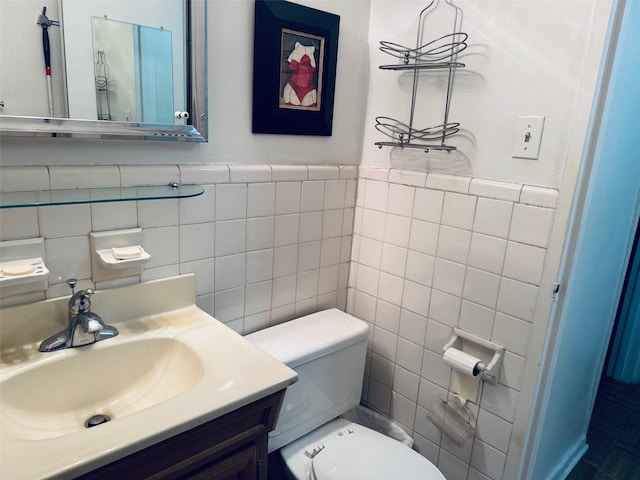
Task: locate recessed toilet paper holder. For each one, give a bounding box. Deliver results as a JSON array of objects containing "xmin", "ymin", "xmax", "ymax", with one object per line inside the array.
[{"xmin": 443, "ymin": 328, "xmax": 505, "ymax": 385}]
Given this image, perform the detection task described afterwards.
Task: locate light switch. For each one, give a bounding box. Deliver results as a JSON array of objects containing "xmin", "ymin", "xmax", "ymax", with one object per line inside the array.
[{"xmin": 512, "ymin": 115, "xmax": 545, "ymax": 159}]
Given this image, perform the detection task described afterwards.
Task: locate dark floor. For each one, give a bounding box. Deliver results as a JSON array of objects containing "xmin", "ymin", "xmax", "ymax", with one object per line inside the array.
[
  {"xmin": 567, "ymin": 376, "xmax": 640, "ymax": 480},
  {"xmin": 267, "ymin": 451, "xmax": 292, "ymax": 480}
]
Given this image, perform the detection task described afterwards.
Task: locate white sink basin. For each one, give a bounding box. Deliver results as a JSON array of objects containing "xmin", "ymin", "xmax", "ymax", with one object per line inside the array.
[
  {"xmin": 0, "ymin": 275, "xmax": 297, "ymax": 480},
  {"xmin": 1, "ymin": 336, "xmax": 205, "ymax": 440}
]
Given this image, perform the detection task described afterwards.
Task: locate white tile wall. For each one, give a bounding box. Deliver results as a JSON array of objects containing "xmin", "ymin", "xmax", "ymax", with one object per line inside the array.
[
  {"xmin": 308, "ymin": 165, "xmax": 340, "ymax": 180},
  {"xmin": 300, "ymin": 211, "xmax": 323, "ymax": 243},
  {"xmin": 49, "ymin": 166, "xmax": 121, "ymax": 189},
  {"xmin": 0, "ymin": 166, "xmax": 50, "ymax": 191},
  {"xmin": 442, "ymin": 193, "xmax": 477, "ymax": 230},
  {"xmin": 120, "ymin": 165, "xmax": 179, "ymax": 187},
  {"xmin": 138, "ymin": 199, "xmax": 179, "ymax": 228},
  {"xmin": 414, "ymin": 188, "xmax": 444, "ymax": 223},
  {"xmin": 0, "ymin": 165, "xmax": 354, "ymax": 330},
  {"xmin": 91, "ymin": 202, "xmax": 138, "ymax": 232},
  {"xmin": 324, "ymin": 180, "xmax": 347, "ymax": 210},
  {"xmin": 246, "ymin": 217, "xmax": 274, "ymax": 251},
  {"xmin": 389, "ymin": 169, "xmax": 427, "ymax": 187},
  {"xmin": 229, "ymin": 165, "xmax": 271, "ymax": 183},
  {"xmin": 215, "ymin": 254, "xmax": 245, "ymax": 291},
  {"xmin": 301, "ymin": 181, "xmax": 325, "ymax": 212},
  {"xmin": 39, "ymin": 204, "xmax": 92, "ymax": 238},
  {"xmin": 180, "ymin": 223, "xmax": 215, "ymax": 262},
  {"xmin": 247, "ymin": 183, "xmax": 275, "ymax": 218},
  {"xmin": 216, "ymin": 184, "xmax": 247, "ymax": 221},
  {"xmin": 276, "ymin": 182, "xmax": 302, "ymax": 215},
  {"xmin": 348, "ymin": 167, "xmax": 557, "ymax": 480},
  {"xmin": 215, "ymin": 220, "xmax": 246, "ymax": 256},
  {"xmin": 381, "ymin": 244, "xmax": 407, "ymax": 276},
  {"xmin": 0, "ymin": 207, "xmax": 40, "ymax": 241},
  {"xmin": 405, "ymin": 250, "xmax": 434, "ymax": 286},
  {"xmin": 45, "ymin": 236, "xmax": 91, "ymax": 282},
  {"xmin": 1, "ymin": 164, "xmax": 557, "ymax": 479},
  {"xmin": 143, "ymin": 226, "xmax": 180, "ymax": 268}
]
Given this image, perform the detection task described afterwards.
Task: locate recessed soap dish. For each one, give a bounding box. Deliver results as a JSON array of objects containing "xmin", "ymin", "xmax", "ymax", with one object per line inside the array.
[
  {"xmin": 0, "ymin": 258, "xmax": 49, "ymax": 288},
  {"xmin": 96, "ymin": 246, "xmax": 150, "ymax": 269}
]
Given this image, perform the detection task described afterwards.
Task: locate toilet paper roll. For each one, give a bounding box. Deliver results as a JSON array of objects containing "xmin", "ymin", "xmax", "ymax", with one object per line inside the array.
[{"xmin": 443, "ymin": 347, "xmax": 484, "ymax": 378}]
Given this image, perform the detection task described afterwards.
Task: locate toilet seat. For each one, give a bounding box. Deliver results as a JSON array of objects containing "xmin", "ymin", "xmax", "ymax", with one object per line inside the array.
[{"xmin": 280, "ymin": 418, "xmax": 446, "ymax": 480}]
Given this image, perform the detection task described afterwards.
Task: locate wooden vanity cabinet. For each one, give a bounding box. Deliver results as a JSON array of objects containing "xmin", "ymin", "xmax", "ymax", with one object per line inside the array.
[{"xmin": 77, "ymin": 390, "xmax": 285, "ymax": 480}]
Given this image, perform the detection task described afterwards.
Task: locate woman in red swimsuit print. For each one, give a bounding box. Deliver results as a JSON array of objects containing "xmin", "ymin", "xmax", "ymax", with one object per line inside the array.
[{"xmin": 280, "ymin": 29, "xmax": 324, "ymax": 111}]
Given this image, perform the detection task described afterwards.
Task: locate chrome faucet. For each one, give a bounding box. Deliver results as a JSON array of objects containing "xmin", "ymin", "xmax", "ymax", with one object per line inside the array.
[{"xmin": 39, "ymin": 279, "xmax": 119, "ymax": 352}]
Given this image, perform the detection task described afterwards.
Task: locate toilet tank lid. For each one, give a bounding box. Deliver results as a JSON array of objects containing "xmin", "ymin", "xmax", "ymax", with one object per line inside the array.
[{"xmin": 245, "ymin": 309, "xmax": 369, "ymax": 368}]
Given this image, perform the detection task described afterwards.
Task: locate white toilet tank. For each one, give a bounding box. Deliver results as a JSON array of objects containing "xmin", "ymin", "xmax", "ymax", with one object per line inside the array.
[{"xmin": 246, "ymin": 309, "xmax": 369, "ymax": 453}]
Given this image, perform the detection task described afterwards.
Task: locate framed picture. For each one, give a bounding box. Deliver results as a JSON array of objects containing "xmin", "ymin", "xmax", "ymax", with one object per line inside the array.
[{"xmin": 252, "ymin": 0, "xmax": 340, "ymax": 136}]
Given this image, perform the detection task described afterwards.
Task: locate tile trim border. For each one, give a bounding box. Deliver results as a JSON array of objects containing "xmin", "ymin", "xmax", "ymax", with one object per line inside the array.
[
  {"xmin": 359, "ymin": 166, "xmax": 558, "ymax": 208},
  {"xmin": 1, "ymin": 164, "xmax": 559, "ymax": 208}
]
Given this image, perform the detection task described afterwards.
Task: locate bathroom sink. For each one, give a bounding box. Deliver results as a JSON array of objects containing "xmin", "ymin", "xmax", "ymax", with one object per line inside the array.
[
  {"xmin": 1, "ymin": 336, "xmax": 205, "ymax": 440},
  {"xmin": 0, "ymin": 274, "xmax": 297, "ymax": 480}
]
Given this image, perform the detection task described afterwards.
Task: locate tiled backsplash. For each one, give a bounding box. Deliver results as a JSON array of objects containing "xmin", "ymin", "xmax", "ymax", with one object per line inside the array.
[
  {"xmin": 347, "ymin": 166, "xmax": 558, "ymax": 480},
  {"xmin": 0, "ymin": 164, "xmax": 356, "ymax": 334}
]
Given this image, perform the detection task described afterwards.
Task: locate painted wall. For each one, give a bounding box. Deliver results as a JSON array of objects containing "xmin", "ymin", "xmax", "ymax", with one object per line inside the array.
[
  {"xmin": 0, "ymin": 0, "xmax": 371, "ymax": 167},
  {"xmin": 527, "ymin": 0, "xmax": 640, "ymax": 477},
  {"xmin": 361, "ymin": 0, "xmax": 611, "ymax": 188}
]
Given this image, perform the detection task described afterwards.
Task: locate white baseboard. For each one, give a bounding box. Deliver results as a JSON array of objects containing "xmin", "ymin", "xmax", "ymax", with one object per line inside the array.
[{"xmin": 547, "ymin": 435, "xmax": 588, "ymax": 480}]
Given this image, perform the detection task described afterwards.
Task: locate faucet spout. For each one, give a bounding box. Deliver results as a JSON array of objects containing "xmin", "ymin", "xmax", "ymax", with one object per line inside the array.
[
  {"xmin": 38, "ymin": 279, "xmax": 119, "ymax": 352},
  {"xmin": 70, "ymin": 311, "xmax": 107, "ymax": 348}
]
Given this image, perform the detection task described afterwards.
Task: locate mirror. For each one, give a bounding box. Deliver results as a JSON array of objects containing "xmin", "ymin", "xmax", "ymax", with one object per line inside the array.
[
  {"xmin": 91, "ymin": 17, "xmax": 177, "ymax": 124},
  {"xmin": 0, "ymin": 0, "xmax": 207, "ymax": 141}
]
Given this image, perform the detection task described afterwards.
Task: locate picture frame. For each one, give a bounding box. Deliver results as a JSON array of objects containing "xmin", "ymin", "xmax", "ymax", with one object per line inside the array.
[{"xmin": 252, "ymin": 0, "xmax": 340, "ymax": 136}]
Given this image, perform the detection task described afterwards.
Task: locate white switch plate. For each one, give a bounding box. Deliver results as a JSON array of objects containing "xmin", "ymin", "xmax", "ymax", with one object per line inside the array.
[{"xmin": 512, "ymin": 115, "xmax": 545, "ymax": 159}]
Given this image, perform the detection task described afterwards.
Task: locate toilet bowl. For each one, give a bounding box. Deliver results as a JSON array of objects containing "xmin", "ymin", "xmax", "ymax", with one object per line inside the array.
[{"xmin": 246, "ymin": 308, "xmax": 445, "ymax": 480}]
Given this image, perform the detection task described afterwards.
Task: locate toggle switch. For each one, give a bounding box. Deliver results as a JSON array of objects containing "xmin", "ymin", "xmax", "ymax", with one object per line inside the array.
[{"xmin": 512, "ymin": 115, "xmax": 545, "ymax": 160}]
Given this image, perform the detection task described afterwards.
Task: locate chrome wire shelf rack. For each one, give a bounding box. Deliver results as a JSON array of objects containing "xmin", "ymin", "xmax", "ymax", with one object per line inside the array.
[{"xmin": 375, "ymin": 0, "xmax": 467, "ymax": 153}]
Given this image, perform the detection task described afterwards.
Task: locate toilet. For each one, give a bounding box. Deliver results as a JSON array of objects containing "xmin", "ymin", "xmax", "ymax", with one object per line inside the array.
[{"xmin": 246, "ymin": 308, "xmax": 446, "ymax": 479}]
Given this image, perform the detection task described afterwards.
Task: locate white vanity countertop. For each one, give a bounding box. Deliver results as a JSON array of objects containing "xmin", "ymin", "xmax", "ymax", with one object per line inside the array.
[{"xmin": 0, "ymin": 274, "xmax": 297, "ymax": 480}]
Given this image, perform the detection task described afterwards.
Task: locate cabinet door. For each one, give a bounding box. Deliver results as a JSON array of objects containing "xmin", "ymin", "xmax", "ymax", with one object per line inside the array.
[
  {"xmin": 188, "ymin": 443, "xmax": 259, "ymax": 480},
  {"xmin": 76, "ymin": 391, "xmax": 282, "ymax": 480}
]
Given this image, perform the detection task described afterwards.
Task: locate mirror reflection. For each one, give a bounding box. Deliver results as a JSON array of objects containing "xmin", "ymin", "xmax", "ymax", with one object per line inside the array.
[
  {"xmin": 0, "ymin": 0, "xmax": 185, "ymax": 125},
  {"xmin": 91, "ymin": 17, "xmax": 176, "ymax": 124}
]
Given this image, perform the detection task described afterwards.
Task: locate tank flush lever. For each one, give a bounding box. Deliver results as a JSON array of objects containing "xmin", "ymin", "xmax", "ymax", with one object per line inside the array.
[{"xmin": 304, "ymin": 444, "xmax": 325, "ymax": 458}]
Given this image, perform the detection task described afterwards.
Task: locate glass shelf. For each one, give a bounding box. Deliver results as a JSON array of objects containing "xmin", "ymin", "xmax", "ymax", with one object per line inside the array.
[{"xmin": 0, "ymin": 184, "xmax": 204, "ymax": 209}]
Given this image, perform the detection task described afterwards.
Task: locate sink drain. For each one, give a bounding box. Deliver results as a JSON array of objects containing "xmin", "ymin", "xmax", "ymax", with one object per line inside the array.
[{"xmin": 85, "ymin": 414, "xmax": 111, "ymax": 428}]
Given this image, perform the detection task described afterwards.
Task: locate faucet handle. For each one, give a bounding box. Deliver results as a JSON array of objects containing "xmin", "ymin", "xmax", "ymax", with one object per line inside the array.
[
  {"xmin": 67, "ymin": 281, "xmax": 94, "ymax": 314},
  {"xmin": 66, "ymin": 278, "xmax": 78, "ymax": 293}
]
